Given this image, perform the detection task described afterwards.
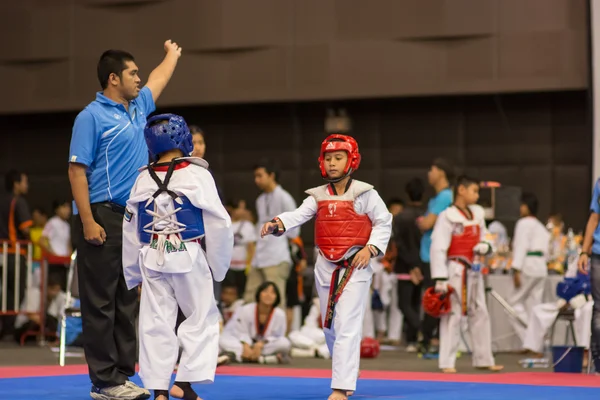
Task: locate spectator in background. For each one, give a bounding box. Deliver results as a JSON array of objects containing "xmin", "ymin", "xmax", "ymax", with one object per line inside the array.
[
  {"xmin": 13, "ymin": 276, "xmax": 65, "ymax": 344},
  {"xmin": 244, "ymin": 159, "xmax": 299, "ymax": 310},
  {"xmin": 190, "ymin": 125, "xmax": 206, "ymax": 159},
  {"xmin": 41, "ymin": 200, "xmax": 72, "ymax": 291},
  {"xmin": 29, "ymin": 207, "xmax": 48, "ymax": 287},
  {"xmin": 509, "ymin": 192, "xmax": 550, "ymax": 345},
  {"xmin": 0, "ymin": 170, "xmax": 31, "ymax": 339},
  {"xmin": 225, "ymin": 200, "xmax": 257, "ymax": 297},
  {"xmin": 393, "ymin": 178, "xmax": 425, "ymax": 352},
  {"xmin": 417, "ymin": 158, "xmax": 454, "ymax": 356}
]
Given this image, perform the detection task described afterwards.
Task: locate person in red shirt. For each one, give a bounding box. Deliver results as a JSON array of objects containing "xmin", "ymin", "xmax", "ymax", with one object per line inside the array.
[{"xmin": 261, "ymin": 134, "xmax": 392, "ymax": 400}]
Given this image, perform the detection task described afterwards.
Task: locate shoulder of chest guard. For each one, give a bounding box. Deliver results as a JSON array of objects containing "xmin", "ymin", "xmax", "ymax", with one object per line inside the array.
[
  {"xmin": 351, "ymin": 180, "xmax": 374, "ymax": 197},
  {"xmin": 305, "ymin": 184, "xmax": 329, "ymax": 198},
  {"xmin": 444, "ymin": 206, "xmax": 462, "ymax": 223},
  {"xmin": 468, "ymin": 204, "xmax": 486, "ymax": 222}
]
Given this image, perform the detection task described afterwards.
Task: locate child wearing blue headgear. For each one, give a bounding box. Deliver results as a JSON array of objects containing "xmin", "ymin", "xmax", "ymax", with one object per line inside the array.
[{"xmin": 122, "ymin": 114, "xmax": 233, "ymax": 400}]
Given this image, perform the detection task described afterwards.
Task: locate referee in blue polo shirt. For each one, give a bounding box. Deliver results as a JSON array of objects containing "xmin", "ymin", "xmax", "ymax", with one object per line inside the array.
[
  {"xmin": 578, "ymin": 177, "xmax": 600, "ymax": 373},
  {"xmin": 68, "ymin": 40, "xmax": 181, "ymax": 400}
]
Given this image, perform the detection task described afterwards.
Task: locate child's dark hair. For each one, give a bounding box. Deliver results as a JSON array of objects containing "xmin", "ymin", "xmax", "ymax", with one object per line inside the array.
[
  {"xmin": 386, "ymin": 197, "xmax": 404, "ymax": 208},
  {"xmin": 255, "ymin": 281, "xmax": 281, "ymax": 309},
  {"xmin": 405, "ymin": 177, "xmax": 425, "ymax": 202},
  {"xmin": 52, "ymin": 200, "xmax": 70, "ymax": 212},
  {"xmin": 521, "ymin": 192, "xmax": 539, "ymax": 217},
  {"xmin": 253, "ymin": 158, "xmax": 280, "ymax": 182},
  {"xmin": 32, "ymin": 207, "xmax": 47, "ymax": 216},
  {"xmin": 453, "ymin": 175, "xmax": 479, "ymax": 198},
  {"xmin": 189, "ymin": 125, "xmax": 204, "ymax": 137}
]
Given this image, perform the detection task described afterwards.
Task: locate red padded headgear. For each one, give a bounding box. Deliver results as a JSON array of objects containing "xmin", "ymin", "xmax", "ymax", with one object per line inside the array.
[
  {"xmin": 318, "ymin": 134, "xmax": 361, "ymax": 182},
  {"xmin": 422, "ymin": 286, "xmax": 454, "ymax": 318},
  {"xmin": 360, "ymin": 337, "xmax": 380, "ymax": 358}
]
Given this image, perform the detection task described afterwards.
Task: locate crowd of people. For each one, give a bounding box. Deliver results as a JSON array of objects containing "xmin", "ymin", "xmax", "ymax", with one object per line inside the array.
[{"xmin": 0, "ymin": 40, "xmax": 598, "ymax": 400}]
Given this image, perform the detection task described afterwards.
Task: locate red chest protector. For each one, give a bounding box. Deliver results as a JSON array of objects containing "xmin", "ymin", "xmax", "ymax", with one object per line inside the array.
[
  {"xmin": 446, "ymin": 206, "xmax": 481, "ymax": 263},
  {"xmin": 306, "ymin": 180, "xmax": 373, "ymax": 262}
]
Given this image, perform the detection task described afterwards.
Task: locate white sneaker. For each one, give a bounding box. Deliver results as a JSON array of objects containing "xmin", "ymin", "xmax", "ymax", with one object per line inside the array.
[
  {"xmin": 405, "ymin": 344, "xmax": 418, "ymax": 353},
  {"xmin": 90, "ymin": 382, "xmax": 150, "ymax": 400},
  {"xmin": 124, "ymin": 381, "xmax": 150, "ymax": 399}
]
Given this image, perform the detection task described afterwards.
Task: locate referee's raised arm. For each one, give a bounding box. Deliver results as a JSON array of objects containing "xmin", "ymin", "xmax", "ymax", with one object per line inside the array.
[{"xmin": 67, "ymin": 41, "xmax": 181, "ymax": 400}]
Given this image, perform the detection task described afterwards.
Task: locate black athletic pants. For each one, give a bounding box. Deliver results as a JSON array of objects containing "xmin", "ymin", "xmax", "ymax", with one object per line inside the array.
[
  {"xmin": 396, "ymin": 280, "xmax": 422, "ymax": 343},
  {"xmin": 74, "ymin": 203, "xmax": 138, "ymax": 388},
  {"xmin": 421, "ymin": 262, "xmax": 439, "ymax": 346}
]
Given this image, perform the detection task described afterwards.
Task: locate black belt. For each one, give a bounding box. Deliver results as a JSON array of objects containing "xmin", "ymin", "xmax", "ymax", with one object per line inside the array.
[
  {"xmin": 324, "ymin": 252, "xmax": 359, "ymax": 329},
  {"xmin": 94, "ymin": 202, "xmax": 126, "ymax": 215}
]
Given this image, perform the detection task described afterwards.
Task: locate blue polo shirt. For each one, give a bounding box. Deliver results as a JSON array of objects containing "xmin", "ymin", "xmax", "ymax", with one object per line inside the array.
[
  {"xmin": 69, "ymin": 87, "xmax": 155, "ymax": 212},
  {"xmin": 420, "ymin": 188, "xmax": 453, "ymax": 263},
  {"xmin": 590, "ymin": 178, "xmax": 600, "ymax": 255}
]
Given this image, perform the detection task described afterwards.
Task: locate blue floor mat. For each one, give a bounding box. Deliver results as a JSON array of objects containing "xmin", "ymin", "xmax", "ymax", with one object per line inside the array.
[{"xmin": 1, "ymin": 374, "xmax": 599, "ymax": 400}]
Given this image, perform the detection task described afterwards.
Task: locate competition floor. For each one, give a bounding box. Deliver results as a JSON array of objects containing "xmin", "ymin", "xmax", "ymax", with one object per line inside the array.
[{"xmin": 1, "ymin": 344, "xmax": 599, "ymax": 399}]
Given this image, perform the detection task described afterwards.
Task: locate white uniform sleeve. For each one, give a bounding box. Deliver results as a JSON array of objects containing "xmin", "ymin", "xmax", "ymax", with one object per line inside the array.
[
  {"xmin": 364, "ymin": 190, "xmax": 393, "ymax": 256},
  {"xmin": 123, "ymin": 184, "xmax": 143, "ymax": 290},
  {"xmin": 281, "ymin": 192, "xmax": 301, "ymax": 239},
  {"xmin": 194, "ymin": 169, "xmax": 234, "ymax": 282},
  {"xmin": 511, "ymin": 219, "xmax": 529, "ymax": 271},
  {"xmin": 224, "ymin": 305, "xmax": 253, "ymax": 345},
  {"xmin": 479, "ymin": 214, "xmax": 496, "ymax": 255},
  {"xmin": 430, "ymin": 211, "xmax": 453, "ymax": 280},
  {"xmin": 277, "ymin": 196, "xmax": 317, "ymax": 233}
]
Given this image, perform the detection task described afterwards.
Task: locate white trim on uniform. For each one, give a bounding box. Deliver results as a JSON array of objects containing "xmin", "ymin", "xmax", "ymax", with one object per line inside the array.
[{"xmin": 105, "ymin": 122, "xmax": 131, "ymax": 200}]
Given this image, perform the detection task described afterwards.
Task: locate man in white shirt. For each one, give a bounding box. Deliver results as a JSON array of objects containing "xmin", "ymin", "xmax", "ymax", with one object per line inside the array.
[
  {"xmin": 243, "ymin": 159, "xmax": 299, "ymax": 309},
  {"xmin": 41, "ymin": 200, "xmax": 72, "ymax": 290},
  {"xmin": 509, "ymin": 192, "xmax": 550, "ymax": 344}
]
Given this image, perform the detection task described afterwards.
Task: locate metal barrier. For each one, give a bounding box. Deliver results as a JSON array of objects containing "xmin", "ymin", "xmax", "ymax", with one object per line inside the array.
[
  {"xmin": 59, "ymin": 250, "xmax": 78, "ymax": 367},
  {"xmin": 36, "ymin": 252, "xmax": 72, "ymax": 346},
  {"xmin": 0, "ymin": 240, "xmax": 34, "ymax": 317}
]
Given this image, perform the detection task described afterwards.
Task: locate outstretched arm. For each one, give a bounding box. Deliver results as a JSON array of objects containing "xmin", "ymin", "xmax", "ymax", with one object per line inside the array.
[
  {"xmin": 261, "ymin": 196, "xmax": 317, "ymax": 238},
  {"xmin": 146, "ymin": 40, "xmax": 182, "ymax": 103}
]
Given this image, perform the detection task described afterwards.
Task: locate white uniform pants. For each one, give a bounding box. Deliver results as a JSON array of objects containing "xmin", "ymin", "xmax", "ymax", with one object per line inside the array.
[
  {"xmin": 509, "ymin": 274, "xmax": 546, "ymax": 343},
  {"xmin": 523, "ymin": 301, "xmax": 593, "ymax": 353},
  {"xmin": 138, "ymin": 263, "xmax": 220, "ymax": 390},
  {"xmin": 219, "ymin": 333, "xmax": 291, "ymax": 361},
  {"xmin": 439, "ymin": 262, "xmax": 495, "ymax": 370},
  {"xmin": 316, "ymin": 278, "xmax": 371, "ymax": 392}
]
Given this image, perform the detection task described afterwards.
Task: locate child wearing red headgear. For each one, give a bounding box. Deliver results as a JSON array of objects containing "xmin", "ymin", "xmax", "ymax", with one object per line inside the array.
[
  {"xmin": 261, "ymin": 134, "xmax": 392, "ymax": 400},
  {"xmin": 429, "ymin": 175, "xmax": 503, "ymax": 373}
]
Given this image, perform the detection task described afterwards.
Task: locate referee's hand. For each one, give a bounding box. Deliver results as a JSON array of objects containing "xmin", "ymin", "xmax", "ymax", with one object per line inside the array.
[
  {"xmin": 164, "ymin": 40, "xmax": 182, "ymax": 58},
  {"xmin": 84, "ymin": 221, "xmax": 107, "ymax": 246}
]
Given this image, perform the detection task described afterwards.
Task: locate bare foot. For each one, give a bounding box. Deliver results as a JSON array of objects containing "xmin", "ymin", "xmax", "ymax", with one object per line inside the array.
[
  {"xmin": 476, "ymin": 365, "xmax": 504, "ymax": 372},
  {"xmin": 442, "ymin": 368, "xmax": 457, "ymax": 373},
  {"xmin": 170, "ymin": 383, "xmax": 202, "ymax": 400},
  {"xmin": 328, "ymin": 389, "xmax": 348, "ymax": 400}
]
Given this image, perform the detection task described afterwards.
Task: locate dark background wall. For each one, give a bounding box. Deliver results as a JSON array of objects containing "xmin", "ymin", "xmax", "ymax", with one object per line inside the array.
[
  {"xmin": 0, "ymin": 90, "xmax": 590, "ymax": 250},
  {"xmin": 0, "ymin": 0, "xmax": 588, "ymax": 114}
]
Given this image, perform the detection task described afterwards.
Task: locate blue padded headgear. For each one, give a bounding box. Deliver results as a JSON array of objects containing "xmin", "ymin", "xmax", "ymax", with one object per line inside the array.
[{"xmin": 144, "ymin": 114, "xmax": 193, "ymax": 162}]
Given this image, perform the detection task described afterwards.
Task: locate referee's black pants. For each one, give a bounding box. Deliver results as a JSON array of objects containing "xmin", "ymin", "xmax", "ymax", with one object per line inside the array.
[{"xmin": 73, "ymin": 203, "xmax": 138, "ymax": 388}]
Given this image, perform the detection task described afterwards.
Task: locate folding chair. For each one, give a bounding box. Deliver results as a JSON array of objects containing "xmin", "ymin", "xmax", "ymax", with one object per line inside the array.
[{"xmin": 59, "ymin": 250, "xmax": 80, "ymax": 367}]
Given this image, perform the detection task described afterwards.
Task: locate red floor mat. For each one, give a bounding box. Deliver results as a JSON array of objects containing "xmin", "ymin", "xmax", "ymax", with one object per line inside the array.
[{"xmin": 0, "ymin": 364, "xmax": 598, "ymax": 387}]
